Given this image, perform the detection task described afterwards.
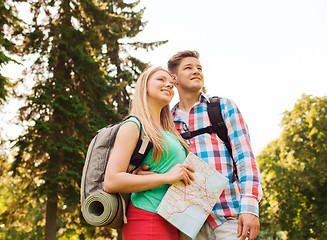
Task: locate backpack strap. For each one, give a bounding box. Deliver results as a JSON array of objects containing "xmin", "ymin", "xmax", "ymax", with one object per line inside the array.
[
  {"xmin": 180, "ymin": 97, "xmax": 238, "ymax": 182},
  {"xmin": 126, "ymin": 116, "xmax": 153, "ymax": 173},
  {"xmin": 207, "ymin": 97, "xmax": 238, "ymax": 183},
  {"xmin": 180, "ymin": 125, "xmax": 215, "ymax": 139}
]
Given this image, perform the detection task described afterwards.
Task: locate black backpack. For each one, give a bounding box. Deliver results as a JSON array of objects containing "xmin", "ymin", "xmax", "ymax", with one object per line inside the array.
[
  {"xmin": 80, "ymin": 116, "xmax": 152, "ymax": 228},
  {"xmin": 180, "ymin": 97, "xmax": 238, "ymax": 183}
]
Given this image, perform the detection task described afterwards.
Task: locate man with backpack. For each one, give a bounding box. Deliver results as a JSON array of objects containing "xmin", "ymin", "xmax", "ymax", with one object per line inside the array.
[{"xmin": 168, "ymin": 50, "xmax": 262, "ymax": 240}]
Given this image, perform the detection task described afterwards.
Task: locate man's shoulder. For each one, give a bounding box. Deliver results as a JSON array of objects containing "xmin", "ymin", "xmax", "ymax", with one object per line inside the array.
[
  {"xmin": 207, "ymin": 96, "xmax": 230, "ymax": 108},
  {"xmin": 208, "ymin": 96, "xmax": 237, "ymax": 108},
  {"xmin": 208, "ymin": 96, "xmax": 229, "ymax": 102}
]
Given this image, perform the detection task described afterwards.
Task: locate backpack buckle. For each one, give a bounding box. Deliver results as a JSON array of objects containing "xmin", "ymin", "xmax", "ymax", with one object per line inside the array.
[
  {"xmin": 138, "ymin": 136, "xmax": 150, "ymax": 154},
  {"xmin": 182, "ymin": 131, "xmax": 192, "ymax": 139}
]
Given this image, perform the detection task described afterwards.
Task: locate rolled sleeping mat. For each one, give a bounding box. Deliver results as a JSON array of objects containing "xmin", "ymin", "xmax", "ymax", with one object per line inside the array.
[{"xmin": 81, "ymin": 190, "xmax": 130, "ymax": 229}]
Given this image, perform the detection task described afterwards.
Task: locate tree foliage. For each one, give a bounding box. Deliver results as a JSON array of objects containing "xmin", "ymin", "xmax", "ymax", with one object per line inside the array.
[
  {"xmin": 5, "ymin": 0, "xmax": 166, "ymax": 239},
  {"xmin": 0, "ymin": 0, "xmax": 23, "ymax": 104},
  {"xmin": 257, "ymin": 94, "xmax": 327, "ymax": 239},
  {"xmin": 0, "ymin": 149, "xmax": 46, "ymax": 239}
]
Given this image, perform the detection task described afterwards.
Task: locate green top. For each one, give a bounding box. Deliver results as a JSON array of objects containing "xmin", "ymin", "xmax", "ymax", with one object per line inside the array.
[{"xmin": 123, "ymin": 117, "xmax": 187, "ymax": 213}]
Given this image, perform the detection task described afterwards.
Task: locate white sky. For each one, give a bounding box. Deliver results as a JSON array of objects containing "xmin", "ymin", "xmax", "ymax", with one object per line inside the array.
[
  {"xmin": 1, "ymin": 0, "xmax": 327, "ymax": 156},
  {"xmin": 128, "ymin": 0, "xmax": 327, "ymax": 155}
]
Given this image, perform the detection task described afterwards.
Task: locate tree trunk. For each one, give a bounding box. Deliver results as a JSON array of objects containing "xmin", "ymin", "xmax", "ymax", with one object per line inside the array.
[{"xmin": 45, "ymin": 192, "xmax": 58, "ymax": 240}]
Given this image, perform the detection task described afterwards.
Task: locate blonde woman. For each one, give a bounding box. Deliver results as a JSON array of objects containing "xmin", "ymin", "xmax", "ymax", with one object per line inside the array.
[{"xmin": 104, "ymin": 67, "xmax": 194, "ymax": 239}]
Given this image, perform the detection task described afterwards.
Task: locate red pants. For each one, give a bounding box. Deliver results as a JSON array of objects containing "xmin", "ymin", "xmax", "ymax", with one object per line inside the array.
[{"xmin": 122, "ymin": 202, "xmax": 179, "ymax": 240}]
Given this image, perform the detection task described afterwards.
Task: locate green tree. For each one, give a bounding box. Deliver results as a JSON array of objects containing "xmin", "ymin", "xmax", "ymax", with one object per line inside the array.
[
  {"xmin": 9, "ymin": 0, "xmax": 165, "ymax": 239},
  {"xmin": 257, "ymin": 94, "xmax": 327, "ymax": 239},
  {"xmin": 0, "ymin": 0, "xmax": 23, "ymax": 104},
  {"xmin": 0, "ymin": 146, "xmax": 45, "ymax": 239}
]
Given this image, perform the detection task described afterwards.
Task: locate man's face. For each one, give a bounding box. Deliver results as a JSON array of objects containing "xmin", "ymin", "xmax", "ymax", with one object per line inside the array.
[{"xmin": 174, "ymin": 57, "xmax": 204, "ymax": 92}]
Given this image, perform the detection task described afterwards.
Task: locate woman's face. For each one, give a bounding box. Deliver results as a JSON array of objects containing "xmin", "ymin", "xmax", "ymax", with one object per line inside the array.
[{"xmin": 146, "ymin": 70, "xmax": 174, "ymax": 106}]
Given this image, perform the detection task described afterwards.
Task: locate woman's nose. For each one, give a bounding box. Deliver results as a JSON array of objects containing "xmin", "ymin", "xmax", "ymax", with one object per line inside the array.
[{"xmin": 166, "ymin": 81, "xmax": 173, "ymax": 89}]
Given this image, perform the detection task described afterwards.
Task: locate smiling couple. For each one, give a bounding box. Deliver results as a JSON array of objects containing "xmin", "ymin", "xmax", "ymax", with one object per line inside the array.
[{"xmin": 104, "ymin": 50, "xmax": 262, "ymax": 240}]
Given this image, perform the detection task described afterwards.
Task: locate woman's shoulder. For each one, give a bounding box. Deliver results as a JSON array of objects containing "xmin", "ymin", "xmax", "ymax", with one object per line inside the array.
[
  {"xmin": 117, "ymin": 117, "xmax": 140, "ymax": 141},
  {"xmin": 122, "ymin": 116, "xmax": 141, "ymax": 131}
]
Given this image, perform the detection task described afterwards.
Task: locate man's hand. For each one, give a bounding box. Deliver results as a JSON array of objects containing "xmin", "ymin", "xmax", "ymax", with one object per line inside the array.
[
  {"xmin": 132, "ymin": 164, "xmax": 156, "ymax": 175},
  {"xmin": 237, "ymin": 213, "xmax": 260, "ymax": 240}
]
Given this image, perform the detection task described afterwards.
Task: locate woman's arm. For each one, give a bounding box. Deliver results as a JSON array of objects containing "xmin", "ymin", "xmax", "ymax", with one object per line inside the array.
[{"xmin": 103, "ymin": 121, "xmax": 194, "ymax": 193}]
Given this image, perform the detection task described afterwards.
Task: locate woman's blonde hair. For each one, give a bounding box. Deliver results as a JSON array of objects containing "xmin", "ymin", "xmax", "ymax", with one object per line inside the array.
[{"xmin": 130, "ymin": 66, "xmax": 189, "ymax": 162}]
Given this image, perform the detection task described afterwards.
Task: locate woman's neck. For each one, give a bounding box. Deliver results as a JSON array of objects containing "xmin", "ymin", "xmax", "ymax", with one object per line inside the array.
[{"xmin": 148, "ymin": 102, "xmax": 164, "ymax": 130}]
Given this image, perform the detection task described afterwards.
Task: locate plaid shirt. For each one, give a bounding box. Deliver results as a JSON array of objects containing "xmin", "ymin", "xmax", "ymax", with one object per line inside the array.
[{"xmin": 172, "ymin": 93, "xmax": 262, "ymax": 229}]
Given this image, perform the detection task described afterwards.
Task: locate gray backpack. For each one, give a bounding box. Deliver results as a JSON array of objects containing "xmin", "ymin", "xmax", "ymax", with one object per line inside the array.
[{"xmin": 80, "ymin": 116, "xmax": 152, "ymax": 229}]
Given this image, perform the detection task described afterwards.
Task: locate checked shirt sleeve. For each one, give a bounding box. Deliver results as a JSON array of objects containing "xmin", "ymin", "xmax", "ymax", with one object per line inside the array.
[{"xmin": 221, "ymin": 98, "xmax": 263, "ymax": 217}]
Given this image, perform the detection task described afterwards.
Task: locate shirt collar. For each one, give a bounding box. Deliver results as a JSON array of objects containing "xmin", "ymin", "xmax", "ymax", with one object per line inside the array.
[
  {"xmin": 200, "ymin": 92, "xmax": 210, "ymax": 103},
  {"xmin": 172, "ymin": 92, "xmax": 209, "ymax": 120}
]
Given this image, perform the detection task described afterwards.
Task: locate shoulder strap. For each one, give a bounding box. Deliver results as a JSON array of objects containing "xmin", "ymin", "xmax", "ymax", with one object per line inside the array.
[
  {"xmin": 208, "ymin": 97, "xmax": 238, "ymax": 182},
  {"xmin": 126, "ymin": 115, "xmax": 153, "ymax": 173},
  {"xmin": 179, "ymin": 97, "xmax": 238, "ymax": 182}
]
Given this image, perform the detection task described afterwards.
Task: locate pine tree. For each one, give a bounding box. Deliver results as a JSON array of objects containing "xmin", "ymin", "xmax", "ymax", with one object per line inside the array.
[{"xmin": 10, "ymin": 0, "xmax": 166, "ymax": 239}]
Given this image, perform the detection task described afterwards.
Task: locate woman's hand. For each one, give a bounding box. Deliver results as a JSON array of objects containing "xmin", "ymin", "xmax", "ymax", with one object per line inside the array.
[
  {"xmin": 164, "ymin": 164, "xmax": 195, "ymax": 185},
  {"xmin": 132, "ymin": 164, "xmax": 156, "ymax": 175}
]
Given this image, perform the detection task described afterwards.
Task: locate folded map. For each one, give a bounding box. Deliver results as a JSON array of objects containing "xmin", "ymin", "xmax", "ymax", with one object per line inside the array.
[{"xmin": 156, "ymin": 152, "xmax": 228, "ymax": 239}]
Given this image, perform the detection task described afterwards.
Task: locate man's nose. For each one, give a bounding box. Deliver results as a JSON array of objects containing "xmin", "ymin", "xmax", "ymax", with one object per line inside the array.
[{"xmin": 193, "ymin": 67, "xmax": 200, "ymax": 74}]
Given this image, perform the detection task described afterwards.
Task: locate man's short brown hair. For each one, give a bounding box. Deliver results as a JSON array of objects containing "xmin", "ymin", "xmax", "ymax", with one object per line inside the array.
[{"xmin": 167, "ymin": 50, "xmax": 200, "ymax": 74}]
